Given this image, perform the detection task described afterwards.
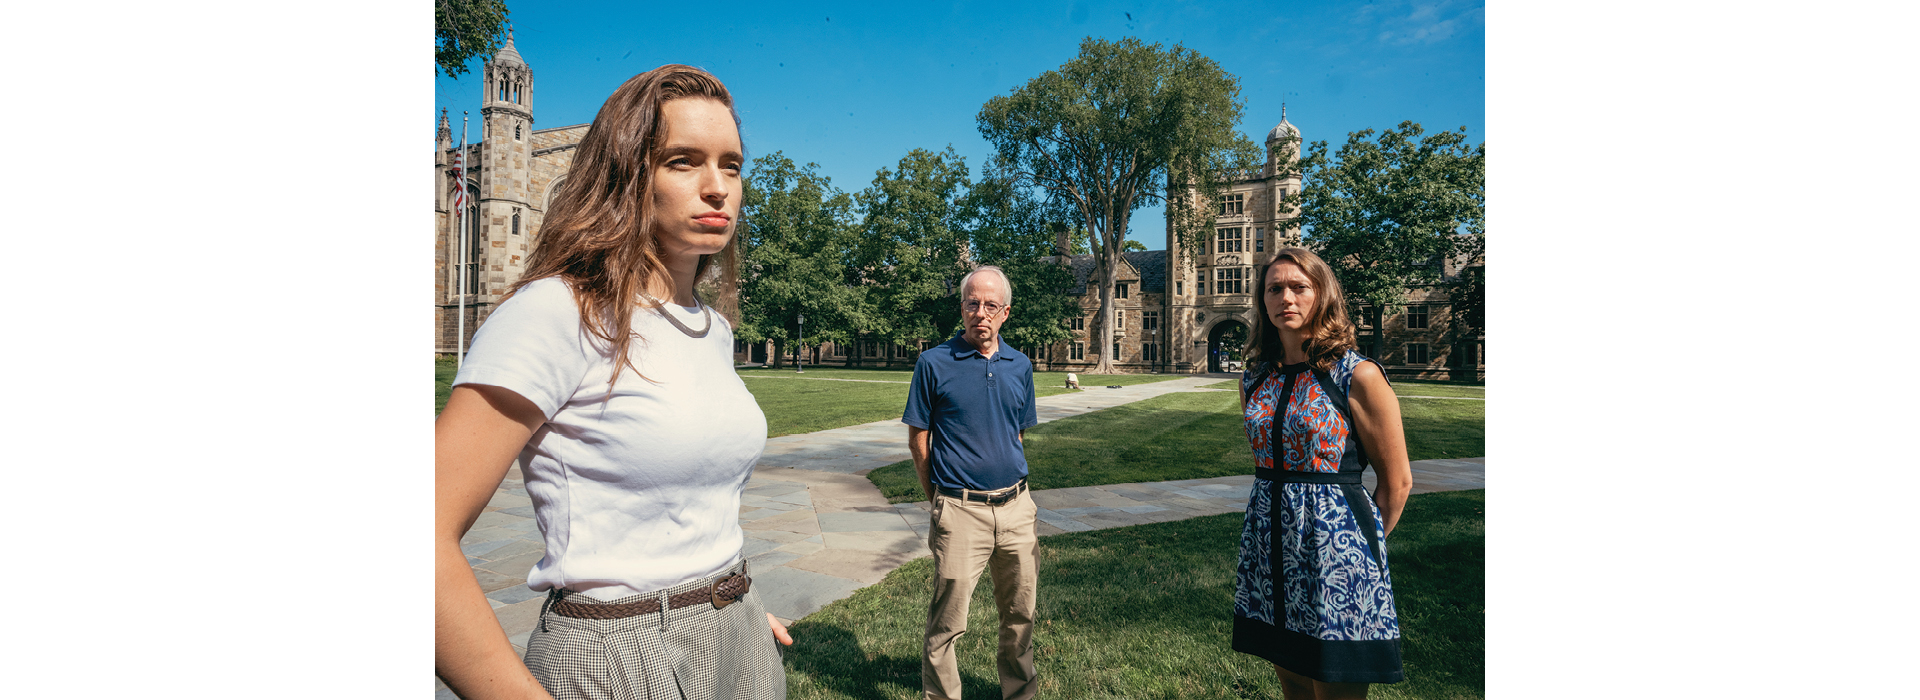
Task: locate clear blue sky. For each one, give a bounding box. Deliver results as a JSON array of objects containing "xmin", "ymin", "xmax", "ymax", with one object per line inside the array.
[{"xmin": 434, "ymin": 0, "xmax": 1484, "ymax": 250}]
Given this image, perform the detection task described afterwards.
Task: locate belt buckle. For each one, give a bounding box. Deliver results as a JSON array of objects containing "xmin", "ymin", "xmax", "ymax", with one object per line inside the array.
[{"xmin": 710, "ymin": 572, "xmax": 742, "ymax": 609}]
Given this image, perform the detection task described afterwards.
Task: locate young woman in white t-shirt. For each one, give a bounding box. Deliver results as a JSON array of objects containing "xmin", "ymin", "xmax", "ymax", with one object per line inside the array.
[{"xmin": 435, "ymin": 65, "xmax": 789, "ymax": 700}]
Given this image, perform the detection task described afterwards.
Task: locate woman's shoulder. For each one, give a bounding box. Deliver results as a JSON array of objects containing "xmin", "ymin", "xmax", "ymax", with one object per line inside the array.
[
  {"xmin": 508, "ymin": 276, "xmax": 578, "ymax": 308},
  {"xmin": 1239, "ymin": 360, "xmax": 1275, "ymax": 392},
  {"xmin": 1330, "ymin": 348, "xmax": 1387, "ymax": 394}
]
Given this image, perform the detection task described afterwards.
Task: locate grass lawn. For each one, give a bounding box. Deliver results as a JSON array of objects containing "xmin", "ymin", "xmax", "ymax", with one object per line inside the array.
[
  {"xmin": 1392, "ymin": 380, "xmax": 1485, "ymax": 399},
  {"xmin": 868, "ymin": 391, "xmax": 1483, "ymax": 503},
  {"xmin": 1032, "ymin": 371, "xmax": 1181, "ymax": 398},
  {"xmin": 782, "ymin": 489, "xmax": 1485, "ymax": 700},
  {"xmin": 739, "ymin": 367, "xmax": 916, "ymax": 382},
  {"xmin": 744, "ymin": 378, "xmax": 915, "ymax": 438},
  {"xmin": 739, "ymin": 367, "xmax": 1182, "ymax": 436},
  {"xmin": 436, "ymin": 356, "xmax": 458, "ymax": 415}
]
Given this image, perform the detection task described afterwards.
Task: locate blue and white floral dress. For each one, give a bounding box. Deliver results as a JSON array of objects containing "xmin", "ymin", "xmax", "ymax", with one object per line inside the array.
[{"xmin": 1232, "ymin": 350, "xmax": 1403, "ymax": 683}]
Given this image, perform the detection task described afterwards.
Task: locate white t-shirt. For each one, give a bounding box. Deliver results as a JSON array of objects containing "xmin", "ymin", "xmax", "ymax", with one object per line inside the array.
[{"xmin": 453, "ymin": 277, "xmax": 767, "ymax": 601}]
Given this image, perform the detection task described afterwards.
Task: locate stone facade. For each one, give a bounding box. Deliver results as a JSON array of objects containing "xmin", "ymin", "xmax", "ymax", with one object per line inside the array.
[
  {"xmin": 435, "ymin": 31, "xmax": 590, "ymax": 353},
  {"xmin": 432, "ymin": 37, "xmax": 1483, "ymax": 381},
  {"xmin": 740, "ymin": 114, "xmax": 1485, "ymax": 382}
]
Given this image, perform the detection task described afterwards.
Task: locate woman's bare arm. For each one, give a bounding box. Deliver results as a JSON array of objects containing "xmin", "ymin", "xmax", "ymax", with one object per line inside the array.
[
  {"xmin": 435, "ymin": 384, "xmax": 552, "ymax": 700},
  {"xmin": 1347, "ymin": 362, "xmax": 1414, "ymax": 537}
]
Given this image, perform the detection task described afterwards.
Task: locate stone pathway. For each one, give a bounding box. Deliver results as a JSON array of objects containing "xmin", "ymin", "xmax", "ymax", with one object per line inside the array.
[{"xmin": 440, "ymin": 375, "xmax": 1484, "ymax": 697}]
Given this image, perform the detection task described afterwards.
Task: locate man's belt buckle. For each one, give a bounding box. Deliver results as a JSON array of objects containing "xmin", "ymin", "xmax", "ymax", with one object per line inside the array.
[{"xmin": 710, "ymin": 572, "xmax": 744, "ymax": 609}]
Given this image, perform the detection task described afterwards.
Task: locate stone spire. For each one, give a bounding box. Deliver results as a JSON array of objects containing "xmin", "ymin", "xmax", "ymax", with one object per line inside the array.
[{"xmin": 491, "ymin": 25, "xmax": 526, "ymax": 68}]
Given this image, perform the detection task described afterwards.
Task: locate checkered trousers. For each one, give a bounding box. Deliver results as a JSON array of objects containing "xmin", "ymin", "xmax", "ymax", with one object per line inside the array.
[{"xmin": 523, "ymin": 562, "xmax": 785, "ymax": 700}]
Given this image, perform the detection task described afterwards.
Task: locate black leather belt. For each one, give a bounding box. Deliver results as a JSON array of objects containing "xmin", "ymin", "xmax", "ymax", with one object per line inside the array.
[
  {"xmin": 938, "ymin": 479, "xmax": 1028, "ymax": 505},
  {"xmin": 1254, "ymin": 466, "xmax": 1363, "ymax": 484}
]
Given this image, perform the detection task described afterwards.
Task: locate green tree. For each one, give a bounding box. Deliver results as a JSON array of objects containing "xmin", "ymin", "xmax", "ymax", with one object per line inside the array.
[
  {"xmin": 737, "ymin": 153, "xmax": 866, "ymax": 368},
  {"xmin": 979, "ymin": 37, "xmax": 1258, "ymax": 373},
  {"xmin": 962, "ymin": 169, "xmax": 1081, "ymax": 357},
  {"xmin": 1122, "ymin": 239, "xmax": 1147, "ymax": 252},
  {"xmin": 1293, "ymin": 121, "xmax": 1486, "ymax": 359},
  {"xmin": 435, "ymin": 0, "xmax": 511, "ymax": 78},
  {"xmin": 852, "ymin": 147, "xmax": 976, "ymax": 359}
]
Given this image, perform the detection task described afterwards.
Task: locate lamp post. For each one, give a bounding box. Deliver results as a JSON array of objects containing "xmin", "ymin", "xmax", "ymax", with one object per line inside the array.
[
  {"xmin": 1150, "ymin": 327, "xmax": 1158, "ymax": 374},
  {"xmin": 796, "ymin": 313, "xmax": 805, "ymax": 373}
]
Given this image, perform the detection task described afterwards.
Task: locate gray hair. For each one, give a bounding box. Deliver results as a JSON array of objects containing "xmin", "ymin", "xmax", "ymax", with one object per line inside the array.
[{"xmin": 958, "ymin": 265, "xmax": 1013, "ymax": 306}]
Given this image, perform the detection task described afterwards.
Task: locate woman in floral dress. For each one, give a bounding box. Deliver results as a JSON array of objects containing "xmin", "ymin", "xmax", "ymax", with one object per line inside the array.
[{"xmin": 1233, "ymin": 247, "xmax": 1415, "ymax": 699}]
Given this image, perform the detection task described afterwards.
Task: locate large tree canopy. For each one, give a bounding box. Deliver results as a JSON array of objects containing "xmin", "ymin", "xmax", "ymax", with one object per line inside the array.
[
  {"xmin": 435, "ymin": 0, "xmax": 510, "ymax": 78},
  {"xmin": 979, "ymin": 36, "xmax": 1257, "ymax": 372},
  {"xmin": 961, "ymin": 169, "xmax": 1081, "ymax": 355},
  {"xmin": 1293, "ymin": 121, "xmax": 1486, "ymax": 358},
  {"xmin": 737, "ymin": 153, "xmax": 865, "ymax": 367},
  {"xmin": 853, "ymin": 147, "xmax": 976, "ymax": 351}
]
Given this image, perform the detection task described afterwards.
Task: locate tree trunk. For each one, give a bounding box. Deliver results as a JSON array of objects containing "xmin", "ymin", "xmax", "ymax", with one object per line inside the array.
[
  {"xmin": 1093, "ymin": 260, "xmax": 1116, "ymax": 374},
  {"xmin": 770, "ymin": 337, "xmax": 785, "ymax": 369}
]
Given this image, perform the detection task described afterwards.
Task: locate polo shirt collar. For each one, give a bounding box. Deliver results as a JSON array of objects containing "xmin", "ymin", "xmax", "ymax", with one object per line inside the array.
[{"xmin": 946, "ymin": 333, "xmax": 993, "ymax": 360}]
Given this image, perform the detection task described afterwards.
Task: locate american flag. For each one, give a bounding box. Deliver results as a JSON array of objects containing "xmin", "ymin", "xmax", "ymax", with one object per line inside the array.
[{"xmin": 449, "ymin": 147, "xmax": 466, "ymax": 211}]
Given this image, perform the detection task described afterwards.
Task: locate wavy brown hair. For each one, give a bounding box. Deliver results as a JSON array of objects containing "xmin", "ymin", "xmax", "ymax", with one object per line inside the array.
[
  {"xmin": 506, "ymin": 65, "xmax": 743, "ymax": 385},
  {"xmin": 1245, "ymin": 247, "xmax": 1358, "ymax": 372}
]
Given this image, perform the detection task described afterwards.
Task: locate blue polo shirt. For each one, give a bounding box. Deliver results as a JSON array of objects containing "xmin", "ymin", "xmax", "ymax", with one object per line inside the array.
[{"xmin": 902, "ymin": 333, "xmax": 1038, "ymax": 491}]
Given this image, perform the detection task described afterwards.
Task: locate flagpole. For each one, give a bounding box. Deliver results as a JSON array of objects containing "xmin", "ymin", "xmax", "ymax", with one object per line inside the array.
[{"xmin": 457, "ymin": 112, "xmax": 470, "ymax": 368}]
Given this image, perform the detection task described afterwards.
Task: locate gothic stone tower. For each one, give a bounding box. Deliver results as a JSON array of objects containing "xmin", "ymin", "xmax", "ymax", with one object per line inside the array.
[
  {"xmin": 1161, "ymin": 111, "xmax": 1306, "ymax": 372},
  {"xmin": 437, "ymin": 30, "xmax": 538, "ymax": 352},
  {"xmin": 478, "ymin": 28, "xmax": 535, "ymax": 305}
]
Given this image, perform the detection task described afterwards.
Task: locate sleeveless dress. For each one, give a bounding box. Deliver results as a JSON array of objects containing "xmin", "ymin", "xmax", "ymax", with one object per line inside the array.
[{"xmin": 1231, "ymin": 350, "xmax": 1403, "ymax": 683}]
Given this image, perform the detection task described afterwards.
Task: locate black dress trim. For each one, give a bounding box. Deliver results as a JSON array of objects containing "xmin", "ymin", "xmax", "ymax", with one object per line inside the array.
[{"xmin": 1233, "ymin": 616, "xmax": 1405, "ymax": 684}]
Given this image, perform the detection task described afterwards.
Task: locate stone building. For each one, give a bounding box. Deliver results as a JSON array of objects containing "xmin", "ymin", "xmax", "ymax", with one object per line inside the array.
[
  {"xmin": 435, "ymin": 31, "xmax": 591, "ymax": 352},
  {"xmin": 432, "ymin": 37, "xmax": 1481, "ymax": 380},
  {"xmin": 1021, "ymin": 112, "xmax": 1485, "ymax": 381}
]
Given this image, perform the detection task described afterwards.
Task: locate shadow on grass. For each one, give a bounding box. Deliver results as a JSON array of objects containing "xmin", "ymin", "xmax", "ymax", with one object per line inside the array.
[
  {"xmin": 784, "ymin": 621, "xmax": 999, "ymax": 700},
  {"xmin": 785, "ymin": 492, "xmax": 1484, "ymax": 699}
]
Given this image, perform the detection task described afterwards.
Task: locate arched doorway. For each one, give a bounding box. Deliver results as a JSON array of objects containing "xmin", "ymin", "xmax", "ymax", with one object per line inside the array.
[{"xmin": 1207, "ymin": 319, "xmax": 1249, "ymax": 373}]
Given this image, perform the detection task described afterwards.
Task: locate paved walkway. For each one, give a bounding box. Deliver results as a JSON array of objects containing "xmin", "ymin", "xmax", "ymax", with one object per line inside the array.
[{"xmin": 441, "ymin": 375, "xmax": 1484, "ymax": 695}]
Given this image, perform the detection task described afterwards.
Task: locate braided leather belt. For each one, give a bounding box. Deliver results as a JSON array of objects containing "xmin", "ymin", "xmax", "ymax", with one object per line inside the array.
[
  {"xmin": 938, "ymin": 478, "xmax": 1028, "ymax": 505},
  {"xmin": 549, "ymin": 569, "xmax": 751, "ymax": 620}
]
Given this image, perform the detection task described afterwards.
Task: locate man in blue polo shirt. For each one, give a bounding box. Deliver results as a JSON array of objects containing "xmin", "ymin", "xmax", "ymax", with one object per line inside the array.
[{"xmin": 904, "ymin": 265, "xmax": 1040, "ymax": 700}]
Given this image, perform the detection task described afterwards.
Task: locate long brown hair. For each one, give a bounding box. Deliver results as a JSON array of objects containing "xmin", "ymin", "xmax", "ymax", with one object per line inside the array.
[
  {"xmin": 1245, "ymin": 247, "xmax": 1358, "ymax": 372},
  {"xmin": 508, "ymin": 65, "xmax": 743, "ymax": 384}
]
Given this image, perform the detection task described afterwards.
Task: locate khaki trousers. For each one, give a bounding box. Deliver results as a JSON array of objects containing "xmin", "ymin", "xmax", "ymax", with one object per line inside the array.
[{"xmin": 923, "ymin": 486, "xmax": 1039, "ymax": 700}]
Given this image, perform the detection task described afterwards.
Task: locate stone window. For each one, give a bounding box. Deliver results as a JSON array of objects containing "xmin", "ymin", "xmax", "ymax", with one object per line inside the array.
[
  {"xmin": 1406, "ymin": 343, "xmax": 1430, "ymax": 364},
  {"xmin": 1112, "ymin": 342, "xmax": 1122, "ymax": 359},
  {"xmin": 1071, "ymin": 316, "xmax": 1085, "ymax": 331},
  {"xmin": 515, "ymin": 123, "xmax": 523, "ymax": 141},
  {"xmin": 1214, "ymin": 267, "xmax": 1247, "ymax": 295},
  {"xmin": 1143, "ymin": 342, "xmax": 1158, "ymax": 363},
  {"xmin": 1215, "ymin": 227, "xmax": 1244, "ymax": 253},
  {"xmin": 512, "ymin": 208, "xmax": 521, "ymax": 235},
  {"xmin": 864, "ymin": 340, "xmax": 879, "ymax": 357},
  {"xmin": 1176, "ymin": 281, "xmax": 1183, "ymax": 296},
  {"xmin": 1116, "ymin": 283, "xmax": 1129, "ymax": 299},
  {"xmin": 1406, "ymin": 305, "xmax": 1428, "ymax": 329},
  {"xmin": 1255, "ymin": 228, "xmax": 1265, "ymax": 253},
  {"xmin": 1142, "ymin": 311, "xmax": 1158, "ymax": 332},
  {"xmin": 1116, "ymin": 311, "xmax": 1125, "ymax": 331},
  {"xmin": 463, "ymin": 188, "xmax": 483, "ymax": 295},
  {"xmin": 1070, "ymin": 342, "xmax": 1085, "ymax": 360},
  {"xmin": 1217, "ymin": 192, "xmax": 1244, "ymax": 215}
]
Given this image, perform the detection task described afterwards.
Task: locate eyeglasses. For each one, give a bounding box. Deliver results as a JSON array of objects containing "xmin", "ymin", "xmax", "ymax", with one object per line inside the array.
[{"xmin": 962, "ymin": 300, "xmax": 1007, "ymax": 314}]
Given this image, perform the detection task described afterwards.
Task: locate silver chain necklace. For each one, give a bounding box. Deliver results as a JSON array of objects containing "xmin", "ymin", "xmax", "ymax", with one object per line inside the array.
[{"xmin": 641, "ymin": 295, "xmax": 712, "ymax": 338}]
